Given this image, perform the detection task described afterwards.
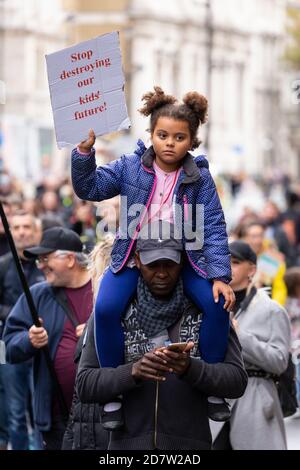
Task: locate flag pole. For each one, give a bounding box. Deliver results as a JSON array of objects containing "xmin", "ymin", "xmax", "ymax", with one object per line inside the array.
[{"xmin": 0, "ymin": 201, "xmax": 68, "ymax": 418}]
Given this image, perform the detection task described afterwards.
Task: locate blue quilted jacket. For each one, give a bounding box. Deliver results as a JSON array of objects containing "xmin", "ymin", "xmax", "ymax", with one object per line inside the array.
[{"xmin": 71, "ymin": 140, "xmax": 231, "ymax": 282}]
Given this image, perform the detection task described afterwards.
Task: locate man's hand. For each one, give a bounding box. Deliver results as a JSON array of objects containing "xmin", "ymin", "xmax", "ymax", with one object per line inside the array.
[
  {"xmin": 155, "ymin": 341, "xmax": 194, "ymax": 376},
  {"xmin": 78, "ymin": 129, "xmax": 96, "ymax": 154},
  {"xmin": 213, "ymin": 280, "xmax": 235, "ymax": 312},
  {"xmin": 75, "ymin": 323, "xmax": 86, "ymax": 338},
  {"xmin": 132, "ymin": 350, "xmax": 173, "ymax": 382},
  {"xmin": 28, "ymin": 318, "xmax": 48, "ymax": 349}
]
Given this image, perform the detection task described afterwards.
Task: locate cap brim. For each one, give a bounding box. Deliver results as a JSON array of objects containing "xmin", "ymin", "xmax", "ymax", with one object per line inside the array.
[
  {"xmin": 139, "ymin": 249, "xmax": 182, "ymax": 265},
  {"xmin": 229, "ymin": 249, "xmax": 245, "ymax": 261},
  {"xmin": 23, "ymin": 247, "xmax": 55, "ymax": 259}
]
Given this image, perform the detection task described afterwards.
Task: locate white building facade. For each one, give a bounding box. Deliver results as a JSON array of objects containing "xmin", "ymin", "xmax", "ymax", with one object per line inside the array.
[
  {"xmin": 0, "ymin": 0, "xmax": 297, "ymax": 181},
  {"xmin": 0, "ymin": 0, "xmax": 66, "ymax": 183},
  {"xmin": 128, "ymin": 0, "xmax": 296, "ymax": 176}
]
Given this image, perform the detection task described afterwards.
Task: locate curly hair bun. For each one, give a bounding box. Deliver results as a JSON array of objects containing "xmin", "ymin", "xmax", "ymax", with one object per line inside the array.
[
  {"xmin": 182, "ymin": 92, "xmax": 208, "ymax": 124},
  {"xmin": 139, "ymin": 86, "xmax": 177, "ymax": 116}
]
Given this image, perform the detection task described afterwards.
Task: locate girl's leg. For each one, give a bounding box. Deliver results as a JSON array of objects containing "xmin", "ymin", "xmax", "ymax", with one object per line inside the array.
[
  {"xmin": 95, "ymin": 266, "xmax": 139, "ymax": 368},
  {"xmin": 182, "ymin": 263, "xmax": 230, "ymax": 363}
]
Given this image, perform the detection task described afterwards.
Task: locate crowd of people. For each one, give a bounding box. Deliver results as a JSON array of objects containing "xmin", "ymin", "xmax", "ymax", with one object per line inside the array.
[{"xmin": 0, "ymin": 86, "xmax": 300, "ymax": 451}]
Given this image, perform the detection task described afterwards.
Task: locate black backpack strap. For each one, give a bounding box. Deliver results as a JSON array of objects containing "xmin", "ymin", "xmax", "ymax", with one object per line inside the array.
[{"xmin": 52, "ymin": 287, "xmax": 79, "ymax": 329}]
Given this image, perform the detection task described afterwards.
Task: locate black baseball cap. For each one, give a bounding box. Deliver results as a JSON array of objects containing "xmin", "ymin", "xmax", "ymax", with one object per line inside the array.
[
  {"xmin": 229, "ymin": 240, "xmax": 257, "ymax": 264},
  {"xmin": 136, "ymin": 220, "xmax": 183, "ymax": 265},
  {"xmin": 24, "ymin": 227, "xmax": 83, "ymax": 258}
]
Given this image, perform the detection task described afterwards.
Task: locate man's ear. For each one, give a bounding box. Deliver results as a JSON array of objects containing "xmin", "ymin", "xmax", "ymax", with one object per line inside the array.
[
  {"xmin": 67, "ymin": 253, "xmax": 76, "ymax": 269},
  {"xmin": 135, "ymin": 252, "xmax": 141, "ymax": 269}
]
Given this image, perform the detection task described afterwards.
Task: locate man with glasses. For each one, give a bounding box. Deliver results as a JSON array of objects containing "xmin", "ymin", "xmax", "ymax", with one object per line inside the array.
[
  {"xmin": 3, "ymin": 227, "xmax": 93, "ymax": 450},
  {"xmin": 0, "ymin": 210, "xmax": 44, "ymax": 450}
]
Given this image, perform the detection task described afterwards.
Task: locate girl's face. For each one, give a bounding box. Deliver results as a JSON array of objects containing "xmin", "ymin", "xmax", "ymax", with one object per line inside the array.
[{"xmin": 151, "ymin": 117, "xmax": 192, "ymax": 172}]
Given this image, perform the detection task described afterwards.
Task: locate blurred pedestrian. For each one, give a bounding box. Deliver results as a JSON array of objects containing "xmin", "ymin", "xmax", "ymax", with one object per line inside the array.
[
  {"xmin": 62, "ymin": 235, "xmax": 114, "ymax": 450},
  {"xmin": 241, "ymin": 221, "xmax": 287, "ymax": 305},
  {"xmin": 213, "ymin": 241, "xmax": 290, "ymax": 450},
  {"xmin": 3, "ymin": 227, "xmax": 93, "ymax": 450},
  {"xmin": 0, "ymin": 211, "xmax": 44, "ymax": 450},
  {"xmin": 260, "ymin": 200, "xmax": 296, "ymax": 267},
  {"xmin": 284, "ymin": 267, "xmax": 300, "ymax": 413},
  {"xmin": 0, "ymin": 198, "xmax": 11, "ymax": 256}
]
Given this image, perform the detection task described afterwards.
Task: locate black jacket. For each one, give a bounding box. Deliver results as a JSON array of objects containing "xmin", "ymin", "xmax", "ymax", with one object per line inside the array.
[
  {"xmin": 62, "ymin": 333, "xmax": 109, "ymax": 450},
  {"xmin": 0, "ymin": 253, "xmax": 44, "ymax": 336},
  {"xmin": 77, "ymin": 302, "xmax": 248, "ymax": 450}
]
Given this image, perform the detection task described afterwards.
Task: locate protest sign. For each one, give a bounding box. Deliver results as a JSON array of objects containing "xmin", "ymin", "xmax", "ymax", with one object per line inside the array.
[
  {"xmin": 46, "ymin": 31, "xmax": 130, "ymax": 149},
  {"xmin": 257, "ymin": 253, "xmax": 280, "ymax": 277}
]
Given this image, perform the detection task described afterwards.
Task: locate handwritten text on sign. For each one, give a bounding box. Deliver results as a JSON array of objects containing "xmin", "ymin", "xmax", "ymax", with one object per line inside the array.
[{"xmin": 46, "ymin": 32, "xmax": 130, "ymax": 149}]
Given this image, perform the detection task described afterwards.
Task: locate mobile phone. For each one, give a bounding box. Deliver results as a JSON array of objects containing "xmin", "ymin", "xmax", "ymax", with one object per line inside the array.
[{"xmin": 167, "ymin": 342, "xmax": 188, "ymax": 352}]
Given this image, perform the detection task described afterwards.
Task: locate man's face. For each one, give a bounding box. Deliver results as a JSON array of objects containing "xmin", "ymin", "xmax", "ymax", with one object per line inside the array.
[
  {"xmin": 135, "ymin": 253, "xmax": 182, "ymax": 298},
  {"xmin": 11, "ymin": 215, "xmax": 37, "ymax": 251},
  {"xmin": 35, "ymin": 251, "xmax": 75, "ymax": 287},
  {"xmin": 230, "ymin": 257, "xmax": 256, "ymax": 291}
]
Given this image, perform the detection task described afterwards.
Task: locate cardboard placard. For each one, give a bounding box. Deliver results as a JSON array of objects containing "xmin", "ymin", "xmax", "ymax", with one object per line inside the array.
[{"xmin": 46, "ymin": 31, "xmax": 130, "ymax": 149}]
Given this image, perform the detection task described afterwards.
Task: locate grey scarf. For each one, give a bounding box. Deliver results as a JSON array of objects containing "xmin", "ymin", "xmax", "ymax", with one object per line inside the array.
[{"xmin": 135, "ymin": 276, "xmax": 186, "ymax": 337}]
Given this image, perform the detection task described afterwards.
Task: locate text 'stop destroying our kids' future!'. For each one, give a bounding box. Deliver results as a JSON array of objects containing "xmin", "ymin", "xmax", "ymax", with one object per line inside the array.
[{"xmin": 45, "ymin": 31, "xmax": 131, "ymax": 149}]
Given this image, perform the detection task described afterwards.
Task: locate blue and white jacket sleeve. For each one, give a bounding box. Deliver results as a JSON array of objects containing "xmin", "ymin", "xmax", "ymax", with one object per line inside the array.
[
  {"xmin": 71, "ymin": 147, "xmax": 124, "ymax": 201},
  {"xmin": 198, "ymin": 167, "xmax": 231, "ymax": 283},
  {"xmin": 3, "ymin": 294, "xmax": 37, "ymax": 363}
]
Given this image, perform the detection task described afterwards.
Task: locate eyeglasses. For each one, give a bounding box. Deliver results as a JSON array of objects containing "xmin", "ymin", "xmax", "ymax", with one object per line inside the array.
[{"xmin": 35, "ymin": 253, "xmax": 67, "ymax": 267}]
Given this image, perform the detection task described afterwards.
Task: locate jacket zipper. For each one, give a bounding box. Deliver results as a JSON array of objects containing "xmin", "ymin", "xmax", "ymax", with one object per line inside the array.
[
  {"xmin": 117, "ymin": 166, "xmax": 157, "ymax": 272},
  {"xmin": 183, "ymin": 194, "xmax": 188, "ymax": 221},
  {"xmin": 154, "ymin": 381, "xmax": 159, "ymax": 448},
  {"xmin": 172, "ymin": 170, "xmax": 184, "ymax": 223},
  {"xmin": 175, "ymin": 182, "xmax": 208, "ymax": 277}
]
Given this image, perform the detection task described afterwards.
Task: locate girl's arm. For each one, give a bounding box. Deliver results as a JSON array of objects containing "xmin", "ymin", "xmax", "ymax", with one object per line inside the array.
[{"xmin": 71, "ymin": 129, "xmax": 124, "ymax": 202}]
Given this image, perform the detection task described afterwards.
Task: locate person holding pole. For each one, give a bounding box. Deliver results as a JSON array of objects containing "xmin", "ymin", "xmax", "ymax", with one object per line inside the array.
[
  {"xmin": 3, "ymin": 227, "xmax": 92, "ymax": 450},
  {"xmin": 0, "ymin": 210, "xmax": 44, "ymax": 450}
]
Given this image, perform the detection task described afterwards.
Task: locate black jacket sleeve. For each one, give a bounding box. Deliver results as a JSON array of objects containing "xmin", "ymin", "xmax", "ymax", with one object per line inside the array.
[
  {"xmin": 77, "ymin": 315, "xmax": 139, "ymax": 404},
  {"xmin": 180, "ymin": 325, "xmax": 248, "ymax": 398},
  {"xmin": 77, "ymin": 315, "xmax": 247, "ymax": 404}
]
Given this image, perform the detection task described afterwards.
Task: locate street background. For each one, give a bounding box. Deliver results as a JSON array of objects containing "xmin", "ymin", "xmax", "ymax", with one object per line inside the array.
[{"xmin": 1, "ymin": 0, "xmax": 300, "ymax": 451}]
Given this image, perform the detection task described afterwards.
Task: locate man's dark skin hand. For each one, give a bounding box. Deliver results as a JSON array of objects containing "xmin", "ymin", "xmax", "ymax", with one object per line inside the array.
[
  {"xmin": 132, "ymin": 342, "xmax": 194, "ymax": 382},
  {"xmin": 132, "ymin": 350, "xmax": 172, "ymax": 382},
  {"xmin": 155, "ymin": 342, "xmax": 194, "ymax": 375}
]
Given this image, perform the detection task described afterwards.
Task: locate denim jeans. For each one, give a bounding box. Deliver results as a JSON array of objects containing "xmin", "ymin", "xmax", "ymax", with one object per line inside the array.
[{"xmin": 0, "ymin": 360, "xmax": 34, "ymax": 450}]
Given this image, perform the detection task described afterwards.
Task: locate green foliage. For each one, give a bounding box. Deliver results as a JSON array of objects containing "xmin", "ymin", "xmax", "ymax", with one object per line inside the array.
[{"xmin": 284, "ymin": 4, "xmax": 300, "ymax": 69}]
